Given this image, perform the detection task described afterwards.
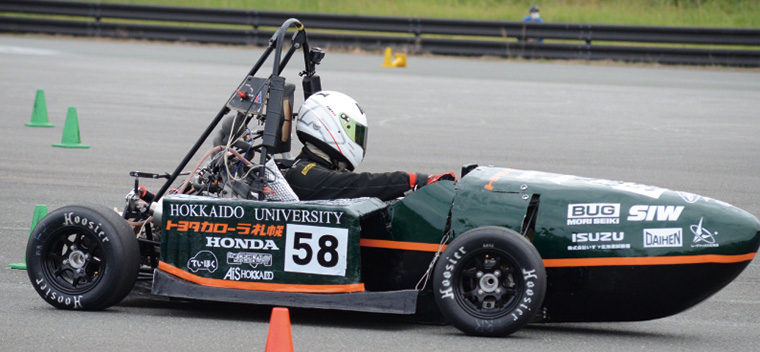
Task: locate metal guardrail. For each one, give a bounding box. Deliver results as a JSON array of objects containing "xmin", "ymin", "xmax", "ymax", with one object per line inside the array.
[{"xmin": 1, "ymin": 0, "xmax": 759, "ymax": 67}]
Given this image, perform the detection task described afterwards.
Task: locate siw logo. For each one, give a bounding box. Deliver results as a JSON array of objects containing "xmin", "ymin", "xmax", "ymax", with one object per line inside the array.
[{"xmin": 627, "ymin": 205, "xmax": 684, "ymax": 221}]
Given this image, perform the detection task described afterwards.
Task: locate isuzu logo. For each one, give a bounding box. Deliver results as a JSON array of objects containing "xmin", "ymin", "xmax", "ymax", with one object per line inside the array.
[{"xmin": 572, "ymin": 232, "xmax": 624, "ymax": 243}]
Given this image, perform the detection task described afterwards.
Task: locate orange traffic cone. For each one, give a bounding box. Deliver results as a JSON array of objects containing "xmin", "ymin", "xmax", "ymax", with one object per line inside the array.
[{"xmin": 265, "ymin": 307, "xmax": 293, "ymax": 352}]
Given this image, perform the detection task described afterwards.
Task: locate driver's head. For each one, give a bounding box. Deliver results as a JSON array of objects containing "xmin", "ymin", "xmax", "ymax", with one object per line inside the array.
[{"xmin": 296, "ymin": 91, "xmax": 368, "ymax": 171}]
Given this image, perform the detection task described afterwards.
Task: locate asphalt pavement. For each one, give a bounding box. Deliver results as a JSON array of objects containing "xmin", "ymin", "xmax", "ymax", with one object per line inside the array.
[{"xmin": 1, "ymin": 34, "xmax": 759, "ymax": 351}]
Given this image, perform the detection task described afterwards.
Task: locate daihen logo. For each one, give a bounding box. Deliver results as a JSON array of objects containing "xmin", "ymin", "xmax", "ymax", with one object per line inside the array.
[
  {"xmin": 567, "ymin": 203, "xmax": 620, "ymax": 226},
  {"xmin": 643, "ymin": 228, "xmax": 683, "ymax": 248}
]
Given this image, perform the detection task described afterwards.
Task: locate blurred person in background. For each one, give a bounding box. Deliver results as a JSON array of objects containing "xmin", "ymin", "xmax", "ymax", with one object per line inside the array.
[
  {"xmin": 521, "ymin": 5, "xmax": 545, "ymax": 43},
  {"xmin": 523, "ymin": 5, "xmax": 544, "ymax": 23}
]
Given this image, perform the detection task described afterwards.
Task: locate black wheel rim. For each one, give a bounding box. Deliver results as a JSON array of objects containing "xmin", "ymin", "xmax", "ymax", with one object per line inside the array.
[
  {"xmin": 41, "ymin": 227, "xmax": 106, "ymax": 295},
  {"xmin": 454, "ymin": 248, "xmax": 522, "ymax": 320}
]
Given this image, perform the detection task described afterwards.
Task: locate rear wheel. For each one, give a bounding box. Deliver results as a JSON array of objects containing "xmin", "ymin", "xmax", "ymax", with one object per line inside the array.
[
  {"xmin": 26, "ymin": 204, "xmax": 140, "ymax": 310},
  {"xmin": 432, "ymin": 226, "xmax": 546, "ymax": 336}
]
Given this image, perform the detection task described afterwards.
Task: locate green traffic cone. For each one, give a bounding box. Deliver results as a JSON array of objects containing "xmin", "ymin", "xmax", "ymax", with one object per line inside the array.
[
  {"xmin": 25, "ymin": 89, "xmax": 55, "ymax": 127},
  {"xmin": 9, "ymin": 204, "xmax": 49, "ymax": 270},
  {"xmin": 52, "ymin": 107, "xmax": 90, "ymax": 149}
]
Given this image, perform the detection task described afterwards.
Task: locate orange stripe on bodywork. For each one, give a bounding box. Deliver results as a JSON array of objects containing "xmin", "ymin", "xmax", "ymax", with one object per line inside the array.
[
  {"xmin": 157, "ymin": 261, "xmax": 365, "ymax": 293},
  {"xmin": 361, "ymin": 239, "xmax": 757, "ymax": 267},
  {"xmin": 360, "ymin": 238, "xmax": 446, "ymax": 252},
  {"xmin": 543, "ymin": 252, "xmax": 756, "ymax": 268}
]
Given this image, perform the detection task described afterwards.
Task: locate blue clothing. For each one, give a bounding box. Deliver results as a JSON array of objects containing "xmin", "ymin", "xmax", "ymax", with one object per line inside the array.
[
  {"xmin": 521, "ymin": 16, "xmax": 544, "ymax": 42},
  {"xmin": 523, "ymin": 16, "xmax": 544, "ymax": 23}
]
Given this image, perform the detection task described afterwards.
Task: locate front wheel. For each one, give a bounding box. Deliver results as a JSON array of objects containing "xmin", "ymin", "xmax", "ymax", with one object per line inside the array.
[
  {"xmin": 432, "ymin": 226, "xmax": 546, "ymax": 336},
  {"xmin": 26, "ymin": 204, "xmax": 140, "ymax": 310}
]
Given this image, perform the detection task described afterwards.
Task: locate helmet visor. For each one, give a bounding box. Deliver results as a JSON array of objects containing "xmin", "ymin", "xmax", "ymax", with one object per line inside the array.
[
  {"xmin": 340, "ymin": 113, "xmax": 368, "ymax": 151},
  {"xmin": 354, "ymin": 123, "xmax": 367, "ymax": 152}
]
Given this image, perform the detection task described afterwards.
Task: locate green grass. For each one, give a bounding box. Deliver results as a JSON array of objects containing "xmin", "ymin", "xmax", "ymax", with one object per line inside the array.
[{"xmin": 83, "ymin": 0, "xmax": 759, "ymax": 28}]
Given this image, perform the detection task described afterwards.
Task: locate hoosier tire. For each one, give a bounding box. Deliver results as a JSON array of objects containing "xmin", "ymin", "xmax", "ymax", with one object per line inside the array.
[
  {"xmin": 26, "ymin": 204, "xmax": 140, "ymax": 310},
  {"xmin": 432, "ymin": 226, "xmax": 546, "ymax": 336}
]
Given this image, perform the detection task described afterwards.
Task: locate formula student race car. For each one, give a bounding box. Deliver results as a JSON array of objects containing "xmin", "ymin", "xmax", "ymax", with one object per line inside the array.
[{"xmin": 25, "ymin": 19, "xmax": 760, "ymax": 337}]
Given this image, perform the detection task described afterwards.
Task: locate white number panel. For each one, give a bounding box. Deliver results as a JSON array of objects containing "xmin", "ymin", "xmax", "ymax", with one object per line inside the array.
[{"xmin": 284, "ymin": 224, "xmax": 348, "ymax": 276}]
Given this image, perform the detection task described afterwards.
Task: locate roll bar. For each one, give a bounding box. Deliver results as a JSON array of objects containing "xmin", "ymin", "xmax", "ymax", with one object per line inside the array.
[{"xmin": 152, "ymin": 18, "xmax": 322, "ymax": 203}]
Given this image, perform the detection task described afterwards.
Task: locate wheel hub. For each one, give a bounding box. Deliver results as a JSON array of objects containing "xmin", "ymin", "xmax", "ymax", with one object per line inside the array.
[
  {"xmin": 68, "ymin": 250, "xmax": 87, "ymax": 269},
  {"xmin": 478, "ymin": 272, "xmax": 500, "ymax": 293}
]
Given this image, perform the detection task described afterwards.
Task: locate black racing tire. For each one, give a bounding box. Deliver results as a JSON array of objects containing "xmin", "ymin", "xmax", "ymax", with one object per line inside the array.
[
  {"xmin": 432, "ymin": 226, "xmax": 546, "ymax": 336},
  {"xmin": 26, "ymin": 204, "xmax": 140, "ymax": 310}
]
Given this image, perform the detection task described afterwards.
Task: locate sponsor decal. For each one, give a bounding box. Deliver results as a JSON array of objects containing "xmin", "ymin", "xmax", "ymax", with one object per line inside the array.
[
  {"xmin": 227, "ymin": 252, "xmax": 273, "ymax": 268},
  {"xmin": 325, "ymin": 103, "xmax": 337, "ymax": 117},
  {"xmin": 169, "ymin": 204, "xmax": 244, "ymax": 219},
  {"xmin": 547, "ymin": 174, "xmax": 576, "ymax": 185},
  {"xmin": 166, "ymin": 221, "xmax": 284, "ymax": 237},
  {"xmin": 584, "ymin": 179, "xmax": 666, "ymax": 199},
  {"xmin": 63, "ymin": 212, "xmax": 109, "ymax": 243},
  {"xmin": 611, "ymin": 182, "xmax": 666, "ymax": 199},
  {"xmin": 205, "ymin": 237, "xmax": 280, "ymax": 250},
  {"xmin": 571, "ymin": 231, "xmax": 624, "ymax": 243},
  {"xmin": 567, "ymin": 203, "xmax": 620, "ymax": 226},
  {"xmin": 187, "ymin": 250, "xmax": 218, "ymax": 273},
  {"xmin": 509, "ymin": 269, "xmax": 539, "ymax": 322},
  {"xmin": 438, "ymin": 246, "xmax": 466, "ymax": 300},
  {"xmin": 301, "ymin": 162, "xmax": 316, "ymax": 176},
  {"xmin": 690, "ymin": 217, "xmax": 719, "ymax": 248},
  {"xmin": 35, "ymin": 278, "xmax": 83, "ymax": 309},
  {"xmin": 627, "ymin": 205, "xmax": 684, "ymax": 222},
  {"xmin": 235, "ymin": 224, "xmax": 284, "ymax": 237},
  {"xmin": 568, "ymin": 231, "xmax": 629, "ymax": 251},
  {"xmin": 223, "ymin": 267, "xmax": 274, "ymax": 281},
  {"xmin": 252, "ymin": 208, "xmax": 344, "ymax": 225},
  {"xmin": 567, "ymin": 243, "xmax": 631, "ymax": 251},
  {"xmin": 303, "ymin": 198, "xmax": 371, "ymax": 206},
  {"xmin": 512, "ymin": 170, "xmax": 543, "ymax": 180},
  {"xmin": 677, "ymin": 191, "xmax": 701, "ymax": 204},
  {"xmin": 168, "ymin": 203, "xmax": 344, "ymax": 225},
  {"xmin": 544, "ymin": 176, "xmax": 666, "ymax": 199},
  {"xmin": 643, "ymin": 228, "xmax": 683, "ymax": 248},
  {"xmin": 484, "ymin": 169, "xmax": 515, "ymax": 191},
  {"xmin": 703, "ymin": 197, "xmax": 732, "ymax": 208}
]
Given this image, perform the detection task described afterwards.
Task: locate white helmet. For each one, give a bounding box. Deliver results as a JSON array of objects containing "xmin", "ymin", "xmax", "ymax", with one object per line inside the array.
[{"xmin": 296, "ymin": 91, "xmax": 368, "ymax": 170}]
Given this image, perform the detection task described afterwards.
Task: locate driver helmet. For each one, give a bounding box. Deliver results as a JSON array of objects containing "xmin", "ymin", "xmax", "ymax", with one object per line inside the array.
[{"xmin": 296, "ymin": 91, "xmax": 368, "ymax": 171}]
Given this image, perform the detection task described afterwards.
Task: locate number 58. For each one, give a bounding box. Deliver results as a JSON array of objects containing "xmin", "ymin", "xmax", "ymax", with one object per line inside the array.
[{"xmin": 285, "ymin": 225, "xmax": 348, "ymax": 277}]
